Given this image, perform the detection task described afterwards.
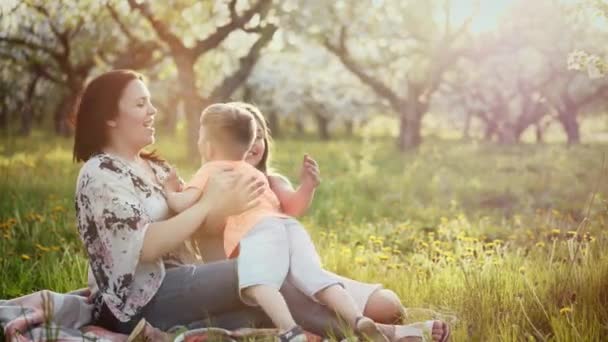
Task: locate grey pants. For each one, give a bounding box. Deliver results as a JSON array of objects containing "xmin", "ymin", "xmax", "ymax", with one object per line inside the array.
[
  {"xmin": 238, "ymin": 217, "xmax": 342, "ymax": 304},
  {"xmin": 95, "ymin": 259, "xmax": 345, "ymax": 337}
]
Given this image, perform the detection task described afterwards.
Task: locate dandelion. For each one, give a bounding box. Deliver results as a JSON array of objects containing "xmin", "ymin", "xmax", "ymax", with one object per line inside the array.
[
  {"xmin": 52, "ymin": 205, "xmax": 65, "ymax": 213},
  {"xmin": 378, "ymin": 254, "xmax": 389, "ymax": 261},
  {"xmin": 21, "ymin": 254, "xmax": 31, "ymax": 261},
  {"xmin": 559, "ymin": 306, "xmax": 572, "ymax": 315},
  {"xmin": 35, "ymin": 244, "xmax": 51, "ymax": 252},
  {"xmin": 535, "ymin": 242, "xmax": 545, "ymax": 248},
  {"xmin": 519, "ymin": 266, "xmax": 526, "ymax": 274},
  {"xmin": 566, "ymin": 231, "xmax": 577, "ymax": 239},
  {"xmin": 550, "ymin": 229, "xmax": 561, "ymax": 240}
]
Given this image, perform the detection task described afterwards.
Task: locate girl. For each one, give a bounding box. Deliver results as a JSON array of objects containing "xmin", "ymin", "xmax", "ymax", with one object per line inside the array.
[{"xmin": 231, "ymin": 102, "xmax": 451, "ymax": 342}]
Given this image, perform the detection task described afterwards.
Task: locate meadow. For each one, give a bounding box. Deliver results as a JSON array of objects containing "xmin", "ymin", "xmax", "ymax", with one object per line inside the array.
[{"xmin": 1, "ymin": 132, "xmax": 607, "ymax": 341}]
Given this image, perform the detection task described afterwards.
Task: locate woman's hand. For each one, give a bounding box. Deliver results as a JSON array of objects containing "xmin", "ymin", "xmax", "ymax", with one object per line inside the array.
[
  {"xmin": 199, "ymin": 167, "xmax": 265, "ymax": 218},
  {"xmin": 299, "ymin": 154, "xmax": 321, "ymax": 189}
]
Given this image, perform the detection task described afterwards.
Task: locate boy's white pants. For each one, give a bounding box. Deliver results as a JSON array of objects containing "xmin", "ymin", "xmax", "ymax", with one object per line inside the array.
[{"xmin": 237, "ymin": 217, "xmax": 342, "ymax": 305}]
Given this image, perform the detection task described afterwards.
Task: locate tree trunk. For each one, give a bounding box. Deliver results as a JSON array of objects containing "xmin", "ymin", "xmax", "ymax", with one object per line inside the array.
[
  {"xmin": 314, "ymin": 112, "xmax": 331, "ymax": 140},
  {"xmin": 344, "ymin": 119, "xmax": 354, "ymax": 137},
  {"xmin": 397, "ymin": 90, "xmax": 425, "ymax": 150},
  {"xmin": 558, "ymin": 109, "xmax": 580, "ymax": 145},
  {"xmin": 54, "ymin": 92, "xmax": 77, "ymax": 136},
  {"xmin": 19, "ymin": 102, "xmax": 33, "ymax": 136},
  {"xmin": 535, "ymin": 122, "xmax": 544, "ymax": 144},
  {"xmin": 496, "ymin": 125, "xmax": 518, "ymax": 144},
  {"xmin": 266, "ymin": 110, "xmax": 280, "ymax": 138},
  {"xmin": 397, "ymin": 109, "xmax": 422, "ymax": 150},
  {"xmin": 176, "ymin": 56, "xmax": 204, "ymax": 156},
  {"xmin": 0, "ymin": 102, "xmax": 7, "ymax": 131},
  {"xmin": 158, "ymin": 94, "xmax": 180, "ymax": 136},
  {"xmin": 294, "ymin": 117, "xmax": 304, "ymax": 136},
  {"xmin": 462, "ymin": 111, "xmax": 472, "ymax": 140},
  {"xmin": 19, "ymin": 76, "xmax": 39, "ymax": 136}
]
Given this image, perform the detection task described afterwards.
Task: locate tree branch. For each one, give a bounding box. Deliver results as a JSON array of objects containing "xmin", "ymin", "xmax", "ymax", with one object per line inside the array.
[
  {"xmin": 324, "ymin": 26, "xmax": 404, "ymax": 112},
  {"xmin": 193, "ymin": 0, "xmax": 271, "ymax": 57},
  {"xmin": 0, "ymin": 36, "xmax": 62, "ymax": 60},
  {"xmin": 106, "ymin": 3, "xmax": 139, "ymax": 43},
  {"xmin": 127, "ymin": 0, "xmax": 187, "ymax": 54},
  {"xmin": 209, "ymin": 24, "xmax": 277, "ymax": 101}
]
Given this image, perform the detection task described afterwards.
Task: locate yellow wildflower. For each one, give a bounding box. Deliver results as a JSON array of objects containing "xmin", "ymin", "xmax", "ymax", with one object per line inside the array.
[
  {"xmin": 378, "ymin": 254, "xmax": 389, "ymax": 261},
  {"xmin": 535, "ymin": 242, "xmax": 545, "ymax": 248},
  {"xmin": 35, "ymin": 244, "xmax": 51, "ymax": 252},
  {"xmin": 559, "ymin": 307, "xmax": 572, "ymax": 315},
  {"xmin": 52, "ymin": 205, "xmax": 65, "ymax": 213},
  {"xmin": 21, "ymin": 254, "xmax": 31, "ymax": 261}
]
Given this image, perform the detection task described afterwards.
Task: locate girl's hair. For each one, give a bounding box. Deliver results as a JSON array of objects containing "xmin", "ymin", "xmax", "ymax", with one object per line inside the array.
[
  {"xmin": 227, "ymin": 102, "xmax": 273, "ymax": 174},
  {"xmin": 72, "ymin": 69, "xmax": 161, "ymax": 163},
  {"xmin": 200, "ymin": 103, "xmax": 256, "ymax": 159}
]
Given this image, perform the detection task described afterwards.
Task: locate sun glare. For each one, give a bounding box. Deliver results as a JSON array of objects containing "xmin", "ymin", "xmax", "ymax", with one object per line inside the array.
[{"xmin": 452, "ymin": 0, "xmax": 513, "ymax": 33}]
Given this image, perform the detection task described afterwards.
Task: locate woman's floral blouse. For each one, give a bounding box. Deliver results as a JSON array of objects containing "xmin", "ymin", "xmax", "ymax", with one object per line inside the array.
[{"xmin": 75, "ymin": 152, "xmax": 190, "ymax": 322}]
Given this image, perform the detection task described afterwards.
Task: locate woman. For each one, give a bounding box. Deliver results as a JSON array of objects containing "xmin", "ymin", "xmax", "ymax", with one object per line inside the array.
[{"xmin": 73, "ymin": 69, "xmax": 449, "ymax": 341}]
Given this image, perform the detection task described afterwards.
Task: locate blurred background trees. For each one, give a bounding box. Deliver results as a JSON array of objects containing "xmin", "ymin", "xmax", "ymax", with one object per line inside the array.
[{"xmin": 1, "ymin": 0, "xmax": 607, "ymax": 151}]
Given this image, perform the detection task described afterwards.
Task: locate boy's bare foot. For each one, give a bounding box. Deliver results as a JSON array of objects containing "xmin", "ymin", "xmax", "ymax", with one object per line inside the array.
[
  {"xmin": 356, "ymin": 316, "xmax": 390, "ymax": 342},
  {"xmin": 379, "ymin": 320, "xmax": 450, "ymax": 342}
]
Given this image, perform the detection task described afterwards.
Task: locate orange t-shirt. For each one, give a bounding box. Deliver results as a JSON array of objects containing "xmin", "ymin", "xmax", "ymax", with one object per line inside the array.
[{"xmin": 186, "ymin": 160, "xmax": 289, "ymax": 257}]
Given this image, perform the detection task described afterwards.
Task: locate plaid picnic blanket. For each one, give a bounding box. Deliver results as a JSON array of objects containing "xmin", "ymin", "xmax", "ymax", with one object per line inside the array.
[{"xmin": 0, "ymin": 290, "xmax": 324, "ymax": 342}]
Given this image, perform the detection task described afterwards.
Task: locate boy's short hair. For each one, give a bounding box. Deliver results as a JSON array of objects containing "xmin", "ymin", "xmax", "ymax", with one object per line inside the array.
[{"xmin": 200, "ymin": 103, "xmax": 256, "ymax": 158}]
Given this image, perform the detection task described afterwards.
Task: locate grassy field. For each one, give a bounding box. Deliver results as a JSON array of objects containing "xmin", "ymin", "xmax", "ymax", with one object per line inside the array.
[{"xmin": 1, "ymin": 133, "xmax": 607, "ymax": 341}]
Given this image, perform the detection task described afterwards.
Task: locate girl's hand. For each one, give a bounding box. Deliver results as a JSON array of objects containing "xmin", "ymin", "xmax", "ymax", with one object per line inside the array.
[
  {"xmin": 200, "ymin": 167, "xmax": 265, "ymax": 217},
  {"xmin": 300, "ymin": 154, "xmax": 321, "ymax": 189},
  {"xmin": 162, "ymin": 168, "xmax": 182, "ymax": 192}
]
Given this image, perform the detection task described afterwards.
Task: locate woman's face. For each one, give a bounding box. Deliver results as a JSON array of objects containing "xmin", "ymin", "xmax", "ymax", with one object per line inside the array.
[
  {"xmin": 109, "ymin": 79, "xmax": 157, "ymax": 150},
  {"xmin": 245, "ymin": 125, "xmax": 266, "ymax": 167}
]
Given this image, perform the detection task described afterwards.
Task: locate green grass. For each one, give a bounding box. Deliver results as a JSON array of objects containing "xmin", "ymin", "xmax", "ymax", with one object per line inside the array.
[{"xmin": 1, "ymin": 133, "xmax": 607, "ymax": 341}]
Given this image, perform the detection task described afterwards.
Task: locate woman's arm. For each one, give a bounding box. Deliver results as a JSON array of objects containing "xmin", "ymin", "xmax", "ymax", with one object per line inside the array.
[{"xmin": 141, "ymin": 170, "xmax": 265, "ymax": 262}]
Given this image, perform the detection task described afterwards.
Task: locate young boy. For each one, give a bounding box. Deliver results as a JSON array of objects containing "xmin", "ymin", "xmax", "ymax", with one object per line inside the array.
[{"xmin": 164, "ymin": 103, "xmax": 388, "ymax": 342}]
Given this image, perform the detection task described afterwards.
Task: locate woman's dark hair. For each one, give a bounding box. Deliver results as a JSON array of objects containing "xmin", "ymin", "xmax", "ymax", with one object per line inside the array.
[{"xmin": 72, "ymin": 69, "xmax": 161, "ymax": 163}]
